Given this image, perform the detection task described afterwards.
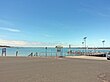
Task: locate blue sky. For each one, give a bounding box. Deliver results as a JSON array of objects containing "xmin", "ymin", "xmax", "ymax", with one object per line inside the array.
[{"xmin": 0, "ymin": 0, "xmax": 110, "ymax": 47}]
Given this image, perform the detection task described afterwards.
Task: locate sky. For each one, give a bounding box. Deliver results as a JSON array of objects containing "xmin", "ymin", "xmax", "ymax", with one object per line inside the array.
[{"xmin": 0, "ymin": 0, "xmax": 110, "ymax": 47}]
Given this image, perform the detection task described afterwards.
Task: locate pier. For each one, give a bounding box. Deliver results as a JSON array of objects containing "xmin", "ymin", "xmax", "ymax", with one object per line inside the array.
[{"xmin": 85, "ymin": 52, "xmax": 106, "ymax": 57}]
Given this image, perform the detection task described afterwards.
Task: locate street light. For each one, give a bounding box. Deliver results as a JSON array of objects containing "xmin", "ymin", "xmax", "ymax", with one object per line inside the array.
[
  {"xmin": 83, "ymin": 37, "xmax": 87, "ymax": 55},
  {"xmin": 82, "ymin": 42, "xmax": 84, "ymax": 53},
  {"xmin": 102, "ymin": 40, "xmax": 105, "ymax": 49},
  {"xmin": 82, "ymin": 42, "xmax": 84, "ymax": 48}
]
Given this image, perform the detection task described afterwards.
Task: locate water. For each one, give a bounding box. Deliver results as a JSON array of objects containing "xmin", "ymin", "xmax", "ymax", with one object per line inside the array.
[{"xmin": 0, "ymin": 47, "xmax": 110, "ymax": 56}]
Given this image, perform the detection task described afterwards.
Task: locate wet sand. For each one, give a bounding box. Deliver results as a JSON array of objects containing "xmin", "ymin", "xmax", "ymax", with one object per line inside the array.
[{"xmin": 0, "ymin": 56, "xmax": 110, "ymax": 82}]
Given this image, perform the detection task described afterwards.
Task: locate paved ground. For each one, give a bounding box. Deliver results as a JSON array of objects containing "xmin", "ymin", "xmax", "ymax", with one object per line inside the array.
[
  {"xmin": 0, "ymin": 56, "xmax": 110, "ymax": 82},
  {"xmin": 66, "ymin": 56, "xmax": 107, "ymax": 60}
]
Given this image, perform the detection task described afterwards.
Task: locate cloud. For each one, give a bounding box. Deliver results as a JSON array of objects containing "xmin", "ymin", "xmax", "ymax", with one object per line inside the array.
[
  {"xmin": 0, "ymin": 39, "xmax": 53, "ymax": 47},
  {"xmin": 0, "ymin": 40, "xmax": 27, "ymax": 46},
  {"xmin": 0, "ymin": 19, "xmax": 21, "ymax": 32},
  {"xmin": 0, "ymin": 39, "xmax": 70, "ymax": 47},
  {"xmin": 0, "ymin": 27, "xmax": 20, "ymax": 32}
]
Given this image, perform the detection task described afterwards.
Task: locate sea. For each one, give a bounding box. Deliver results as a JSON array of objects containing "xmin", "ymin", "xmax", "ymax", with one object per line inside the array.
[{"xmin": 0, "ymin": 47, "xmax": 110, "ymax": 56}]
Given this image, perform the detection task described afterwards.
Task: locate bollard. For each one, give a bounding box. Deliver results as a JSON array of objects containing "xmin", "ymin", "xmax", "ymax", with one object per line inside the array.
[{"xmin": 16, "ymin": 51, "xmax": 18, "ymax": 56}]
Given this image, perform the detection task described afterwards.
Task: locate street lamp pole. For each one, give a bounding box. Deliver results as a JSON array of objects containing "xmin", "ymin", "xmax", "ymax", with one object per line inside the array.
[
  {"xmin": 84, "ymin": 37, "xmax": 87, "ymax": 55},
  {"xmin": 102, "ymin": 40, "xmax": 105, "ymax": 49},
  {"xmin": 82, "ymin": 42, "xmax": 84, "ymax": 48},
  {"xmin": 82, "ymin": 42, "xmax": 84, "ymax": 53},
  {"xmin": 102, "ymin": 40, "xmax": 105, "ymax": 57}
]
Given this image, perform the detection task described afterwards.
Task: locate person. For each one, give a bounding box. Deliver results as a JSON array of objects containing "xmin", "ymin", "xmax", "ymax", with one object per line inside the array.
[
  {"xmin": 30, "ymin": 52, "xmax": 33, "ymax": 56},
  {"xmin": 34, "ymin": 52, "xmax": 38, "ymax": 56}
]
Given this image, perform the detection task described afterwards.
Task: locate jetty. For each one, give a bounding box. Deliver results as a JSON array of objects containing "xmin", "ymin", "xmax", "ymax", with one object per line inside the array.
[{"xmin": 85, "ymin": 52, "xmax": 106, "ymax": 57}]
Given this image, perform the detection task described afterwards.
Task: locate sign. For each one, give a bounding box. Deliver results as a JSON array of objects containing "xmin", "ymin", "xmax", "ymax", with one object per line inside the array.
[{"xmin": 2, "ymin": 48, "xmax": 6, "ymax": 56}]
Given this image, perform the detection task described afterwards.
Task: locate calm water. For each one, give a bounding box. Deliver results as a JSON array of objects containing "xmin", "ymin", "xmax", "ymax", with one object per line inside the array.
[{"xmin": 0, "ymin": 47, "xmax": 110, "ymax": 56}]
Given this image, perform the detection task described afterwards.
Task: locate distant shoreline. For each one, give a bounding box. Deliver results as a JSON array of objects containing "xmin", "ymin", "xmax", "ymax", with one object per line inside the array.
[
  {"xmin": 0, "ymin": 45, "xmax": 11, "ymax": 48},
  {"xmin": 77, "ymin": 47, "xmax": 110, "ymax": 49},
  {"xmin": 0, "ymin": 46, "xmax": 110, "ymax": 49}
]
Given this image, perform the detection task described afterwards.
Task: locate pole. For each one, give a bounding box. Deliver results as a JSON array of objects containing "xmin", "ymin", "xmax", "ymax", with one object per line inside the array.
[
  {"xmin": 45, "ymin": 47, "xmax": 47, "ymax": 57},
  {"xmin": 84, "ymin": 37, "xmax": 87, "ymax": 55},
  {"xmin": 69, "ymin": 44, "xmax": 71, "ymax": 55},
  {"xmin": 16, "ymin": 47, "xmax": 19, "ymax": 56},
  {"xmin": 16, "ymin": 51, "xmax": 18, "ymax": 56},
  {"xmin": 82, "ymin": 42, "xmax": 84, "ymax": 54},
  {"xmin": 102, "ymin": 40, "xmax": 105, "ymax": 57},
  {"xmin": 51, "ymin": 48, "xmax": 52, "ymax": 56},
  {"xmin": 102, "ymin": 40, "xmax": 105, "ymax": 49}
]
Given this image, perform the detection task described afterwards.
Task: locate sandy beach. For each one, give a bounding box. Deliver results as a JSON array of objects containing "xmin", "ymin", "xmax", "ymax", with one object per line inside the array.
[{"xmin": 0, "ymin": 56, "xmax": 110, "ymax": 82}]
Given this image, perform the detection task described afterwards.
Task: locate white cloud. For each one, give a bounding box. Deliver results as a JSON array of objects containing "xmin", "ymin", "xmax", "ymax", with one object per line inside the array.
[
  {"xmin": 1, "ymin": 39, "xmax": 108, "ymax": 47},
  {"xmin": 0, "ymin": 27, "xmax": 20, "ymax": 32},
  {"xmin": 0, "ymin": 39, "xmax": 53, "ymax": 47},
  {"xmin": 0, "ymin": 40, "xmax": 27, "ymax": 46},
  {"xmin": 0, "ymin": 39, "xmax": 70, "ymax": 47}
]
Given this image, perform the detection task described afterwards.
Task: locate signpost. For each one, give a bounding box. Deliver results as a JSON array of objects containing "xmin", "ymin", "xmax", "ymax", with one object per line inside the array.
[{"xmin": 2, "ymin": 48, "xmax": 6, "ymax": 56}]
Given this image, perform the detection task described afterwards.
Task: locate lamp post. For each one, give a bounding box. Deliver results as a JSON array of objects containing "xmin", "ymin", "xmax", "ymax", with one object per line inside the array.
[
  {"xmin": 102, "ymin": 40, "xmax": 105, "ymax": 49},
  {"xmin": 82, "ymin": 42, "xmax": 84, "ymax": 48},
  {"xmin": 102, "ymin": 40, "xmax": 105, "ymax": 57},
  {"xmin": 82, "ymin": 42, "xmax": 84, "ymax": 53},
  {"xmin": 83, "ymin": 37, "xmax": 87, "ymax": 55}
]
